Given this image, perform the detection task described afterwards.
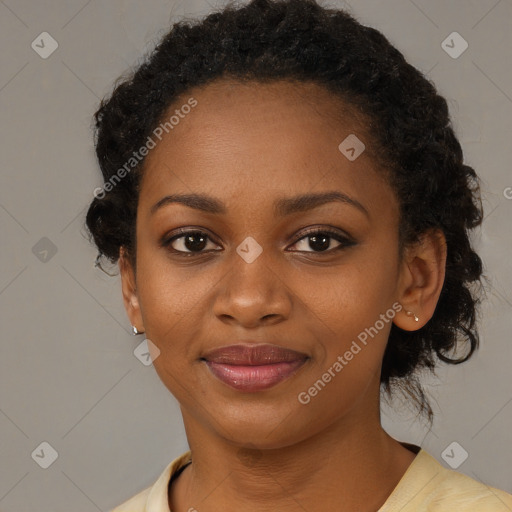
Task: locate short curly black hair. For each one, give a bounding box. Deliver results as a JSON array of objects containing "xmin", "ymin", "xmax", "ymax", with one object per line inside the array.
[{"xmin": 85, "ymin": 0, "xmax": 484, "ymax": 422}]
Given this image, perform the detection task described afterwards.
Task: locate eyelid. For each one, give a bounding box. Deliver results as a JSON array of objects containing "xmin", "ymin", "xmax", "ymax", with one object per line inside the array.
[
  {"xmin": 161, "ymin": 225, "xmax": 356, "ymax": 256},
  {"xmin": 160, "ymin": 227, "xmax": 221, "ymax": 253},
  {"xmin": 288, "ymin": 226, "xmax": 356, "ymax": 251}
]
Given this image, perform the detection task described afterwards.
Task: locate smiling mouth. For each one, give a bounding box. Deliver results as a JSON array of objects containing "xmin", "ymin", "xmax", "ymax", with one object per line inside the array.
[{"xmin": 201, "ymin": 343, "xmax": 308, "ymax": 392}]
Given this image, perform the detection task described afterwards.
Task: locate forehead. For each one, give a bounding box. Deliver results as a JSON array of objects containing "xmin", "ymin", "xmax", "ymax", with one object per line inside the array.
[
  {"xmin": 138, "ymin": 78, "xmax": 392, "ymax": 215},
  {"xmin": 152, "ymin": 78, "xmax": 367, "ymax": 146}
]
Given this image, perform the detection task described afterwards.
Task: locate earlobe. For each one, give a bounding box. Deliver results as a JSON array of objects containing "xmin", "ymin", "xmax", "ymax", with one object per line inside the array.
[
  {"xmin": 393, "ymin": 228, "xmax": 447, "ymax": 331},
  {"xmin": 119, "ymin": 247, "xmax": 145, "ymax": 333}
]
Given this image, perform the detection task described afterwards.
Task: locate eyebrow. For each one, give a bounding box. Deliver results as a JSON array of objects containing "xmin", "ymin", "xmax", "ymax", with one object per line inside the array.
[{"xmin": 150, "ymin": 191, "xmax": 369, "ymax": 218}]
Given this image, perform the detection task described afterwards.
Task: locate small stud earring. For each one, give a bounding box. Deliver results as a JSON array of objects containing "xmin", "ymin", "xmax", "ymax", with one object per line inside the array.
[
  {"xmin": 132, "ymin": 325, "xmax": 144, "ymax": 335},
  {"xmin": 406, "ymin": 310, "xmax": 419, "ymax": 322}
]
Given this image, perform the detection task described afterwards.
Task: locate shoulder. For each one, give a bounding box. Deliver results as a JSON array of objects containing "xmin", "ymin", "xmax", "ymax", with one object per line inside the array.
[
  {"xmin": 109, "ymin": 451, "xmax": 192, "ymax": 512},
  {"xmin": 380, "ymin": 449, "xmax": 512, "ymax": 512},
  {"xmin": 427, "ymin": 461, "xmax": 512, "ymax": 511}
]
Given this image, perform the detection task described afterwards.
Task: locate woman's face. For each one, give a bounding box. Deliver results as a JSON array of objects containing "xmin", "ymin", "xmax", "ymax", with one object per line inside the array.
[{"xmin": 122, "ymin": 79, "xmax": 409, "ymax": 448}]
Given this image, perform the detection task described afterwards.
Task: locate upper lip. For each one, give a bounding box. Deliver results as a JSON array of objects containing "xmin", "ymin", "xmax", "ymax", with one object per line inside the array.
[{"xmin": 202, "ymin": 343, "xmax": 308, "ymax": 365}]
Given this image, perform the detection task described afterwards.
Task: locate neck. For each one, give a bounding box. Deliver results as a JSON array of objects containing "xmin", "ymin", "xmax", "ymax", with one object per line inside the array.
[{"xmin": 169, "ymin": 400, "xmax": 417, "ymax": 512}]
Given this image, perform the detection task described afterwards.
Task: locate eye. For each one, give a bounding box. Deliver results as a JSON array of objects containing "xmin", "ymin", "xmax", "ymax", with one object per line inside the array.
[
  {"xmin": 162, "ymin": 229, "xmax": 221, "ymax": 256},
  {"xmin": 161, "ymin": 226, "xmax": 356, "ymax": 257},
  {"xmin": 288, "ymin": 227, "xmax": 356, "ymax": 253}
]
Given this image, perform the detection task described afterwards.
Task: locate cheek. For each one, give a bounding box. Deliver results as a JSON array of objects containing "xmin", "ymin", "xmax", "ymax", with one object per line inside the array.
[
  {"xmin": 292, "ymin": 251, "xmax": 398, "ymax": 339},
  {"xmin": 290, "ymin": 248, "xmax": 398, "ymax": 387},
  {"xmin": 134, "ymin": 252, "xmax": 201, "ymax": 357},
  {"xmin": 295, "ymin": 265, "xmax": 397, "ymax": 414},
  {"xmin": 135, "ymin": 237, "xmax": 211, "ymax": 321}
]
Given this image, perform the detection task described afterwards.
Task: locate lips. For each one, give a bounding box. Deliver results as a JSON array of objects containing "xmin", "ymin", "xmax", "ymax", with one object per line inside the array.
[
  {"xmin": 203, "ymin": 344, "xmax": 307, "ymax": 365},
  {"xmin": 202, "ymin": 343, "xmax": 308, "ymax": 392}
]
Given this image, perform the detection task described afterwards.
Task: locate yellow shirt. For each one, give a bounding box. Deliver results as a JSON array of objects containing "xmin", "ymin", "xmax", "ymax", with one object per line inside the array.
[{"xmin": 110, "ymin": 447, "xmax": 512, "ymax": 511}]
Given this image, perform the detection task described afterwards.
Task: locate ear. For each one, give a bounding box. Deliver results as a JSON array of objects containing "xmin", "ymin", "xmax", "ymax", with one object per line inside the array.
[
  {"xmin": 119, "ymin": 246, "xmax": 144, "ymax": 333},
  {"xmin": 394, "ymin": 228, "xmax": 447, "ymax": 331}
]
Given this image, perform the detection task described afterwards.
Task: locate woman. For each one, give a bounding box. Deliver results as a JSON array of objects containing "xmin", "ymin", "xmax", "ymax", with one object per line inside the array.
[{"xmin": 85, "ymin": 0, "xmax": 512, "ymax": 510}]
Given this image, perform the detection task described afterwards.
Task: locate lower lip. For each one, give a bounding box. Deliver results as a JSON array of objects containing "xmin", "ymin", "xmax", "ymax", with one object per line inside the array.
[{"xmin": 204, "ymin": 360, "xmax": 306, "ymax": 392}]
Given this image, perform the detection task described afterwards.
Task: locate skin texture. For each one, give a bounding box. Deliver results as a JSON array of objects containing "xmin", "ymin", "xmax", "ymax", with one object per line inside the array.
[{"xmin": 119, "ymin": 79, "xmax": 447, "ymax": 512}]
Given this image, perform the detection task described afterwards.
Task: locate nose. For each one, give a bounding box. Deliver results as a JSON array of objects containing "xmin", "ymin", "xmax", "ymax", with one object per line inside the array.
[{"xmin": 211, "ymin": 245, "xmax": 293, "ymax": 329}]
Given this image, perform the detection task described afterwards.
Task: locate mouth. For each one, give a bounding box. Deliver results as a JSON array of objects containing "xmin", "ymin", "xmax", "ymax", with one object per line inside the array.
[{"xmin": 201, "ymin": 343, "xmax": 309, "ymax": 392}]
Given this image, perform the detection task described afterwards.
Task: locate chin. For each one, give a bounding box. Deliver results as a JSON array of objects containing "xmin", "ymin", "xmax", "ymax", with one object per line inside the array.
[{"xmin": 207, "ymin": 400, "xmax": 321, "ymax": 450}]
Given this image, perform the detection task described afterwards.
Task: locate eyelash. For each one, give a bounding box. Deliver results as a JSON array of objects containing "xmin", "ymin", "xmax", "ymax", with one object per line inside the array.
[{"xmin": 160, "ymin": 227, "xmax": 356, "ymax": 257}]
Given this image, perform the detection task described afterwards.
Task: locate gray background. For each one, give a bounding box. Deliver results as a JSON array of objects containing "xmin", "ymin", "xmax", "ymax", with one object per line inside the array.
[{"xmin": 1, "ymin": 0, "xmax": 511, "ymax": 511}]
